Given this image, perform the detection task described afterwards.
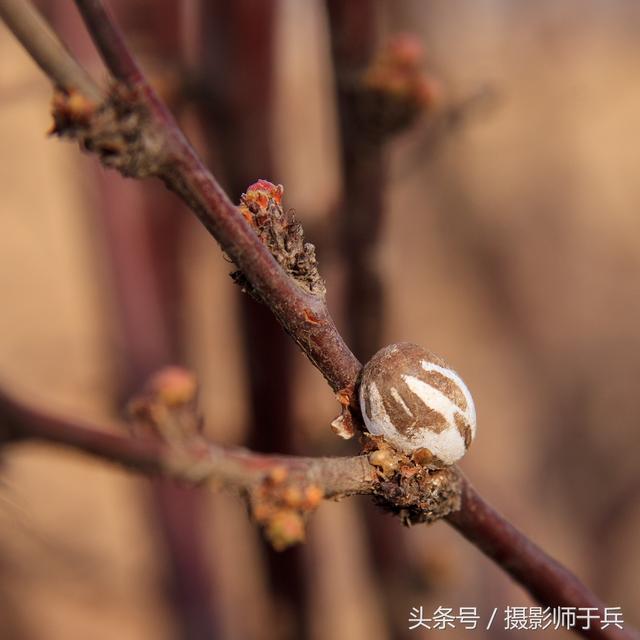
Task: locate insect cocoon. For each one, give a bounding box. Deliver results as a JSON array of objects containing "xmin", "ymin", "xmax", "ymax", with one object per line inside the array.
[{"xmin": 359, "ymin": 342, "xmax": 476, "ymax": 466}]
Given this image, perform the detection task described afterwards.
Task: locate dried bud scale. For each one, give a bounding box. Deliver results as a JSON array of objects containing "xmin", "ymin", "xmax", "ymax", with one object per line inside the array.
[
  {"xmin": 232, "ymin": 180, "xmax": 325, "ymax": 298},
  {"xmin": 359, "ymin": 343, "xmax": 476, "ymax": 467},
  {"xmin": 354, "ymin": 33, "xmax": 440, "ymax": 141}
]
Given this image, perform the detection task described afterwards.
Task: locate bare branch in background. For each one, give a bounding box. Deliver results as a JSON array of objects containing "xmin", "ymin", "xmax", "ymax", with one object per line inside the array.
[
  {"xmin": 192, "ymin": 2, "xmax": 309, "ymax": 636},
  {"xmin": 88, "ymin": 38, "xmax": 215, "ymax": 640},
  {"xmin": 0, "ymin": 0, "xmax": 101, "ymax": 100},
  {"xmin": 65, "ymin": 0, "xmax": 362, "ymax": 399},
  {"xmin": 325, "ymin": 3, "xmax": 444, "ymax": 636},
  {"xmin": 0, "ymin": 381, "xmax": 375, "ymax": 499}
]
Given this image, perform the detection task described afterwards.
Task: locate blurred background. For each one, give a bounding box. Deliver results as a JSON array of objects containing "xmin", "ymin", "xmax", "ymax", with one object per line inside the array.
[{"xmin": 1, "ymin": 1, "xmax": 639, "ymax": 638}]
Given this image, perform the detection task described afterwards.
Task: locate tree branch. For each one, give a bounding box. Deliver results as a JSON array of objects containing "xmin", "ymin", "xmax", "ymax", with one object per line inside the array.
[
  {"xmin": 0, "ymin": 0, "xmax": 101, "ymax": 101},
  {"xmin": 72, "ymin": 0, "xmax": 142, "ymax": 86},
  {"xmin": 193, "ymin": 3, "xmax": 311, "ymax": 634},
  {"xmin": 447, "ymin": 480, "xmax": 637, "ymax": 640},
  {"xmin": 326, "ymin": 0, "xmax": 385, "ymax": 363},
  {"xmin": 2, "ymin": 384, "xmax": 636, "ymax": 640},
  {"xmin": 69, "ymin": 0, "xmax": 360, "ymax": 397},
  {"xmin": 0, "ymin": 385, "xmax": 374, "ymax": 497},
  {"xmin": 326, "ymin": 7, "xmax": 436, "ymax": 638}
]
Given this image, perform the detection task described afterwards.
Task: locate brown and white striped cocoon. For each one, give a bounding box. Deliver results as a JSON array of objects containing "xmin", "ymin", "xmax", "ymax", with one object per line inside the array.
[{"xmin": 359, "ymin": 343, "xmax": 476, "ymax": 466}]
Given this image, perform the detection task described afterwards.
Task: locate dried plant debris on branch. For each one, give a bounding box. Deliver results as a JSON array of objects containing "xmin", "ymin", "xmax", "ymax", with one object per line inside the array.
[
  {"xmin": 232, "ymin": 180, "xmax": 325, "ymax": 298},
  {"xmin": 51, "ymin": 85, "xmax": 169, "ymax": 178}
]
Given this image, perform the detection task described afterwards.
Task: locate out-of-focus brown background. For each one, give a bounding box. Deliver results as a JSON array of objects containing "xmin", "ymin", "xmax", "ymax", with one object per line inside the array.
[{"xmin": 1, "ymin": 1, "xmax": 639, "ymax": 639}]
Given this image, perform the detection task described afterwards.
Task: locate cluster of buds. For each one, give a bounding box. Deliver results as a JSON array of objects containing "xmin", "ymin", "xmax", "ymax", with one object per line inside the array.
[
  {"xmin": 233, "ymin": 180, "xmax": 325, "ymax": 297},
  {"xmin": 250, "ymin": 466, "xmax": 324, "ymax": 551},
  {"xmin": 127, "ymin": 366, "xmax": 202, "ymax": 446},
  {"xmin": 355, "ymin": 33, "xmax": 441, "ymax": 140}
]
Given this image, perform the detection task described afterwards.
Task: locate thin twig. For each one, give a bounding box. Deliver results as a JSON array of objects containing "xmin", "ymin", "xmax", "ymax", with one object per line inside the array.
[
  {"xmin": 92, "ymin": 83, "xmax": 215, "ymax": 640},
  {"xmin": 326, "ymin": 0, "xmax": 385, "ymax": 363},
  {"xmin": 447, "ymin": 480, "xmax": 638, "ymax": 640},
  {"xmin": 2, "ymin": 385, "xmax": 636, "ymax": 640},
  {"xmin": 326, "ymin": 5, "xmax": 406, "ymax": 638},
  {"xmin": 0, "ymin": 385, "xmax": 374, "ymax": 496},
  {"xmin": 0, "ymin": 0, "xmax": 101, "ymax": 101},
  {"xmin": 194, "ymin": 2, "xmax": 310, "ymax": 635},
  {"xmin": 72, "ymin": 0, "xmax": 142, "ymax": 85},
  {"xmin": 69, "ymin": 0, "xmax": 362, "ymax": 397}
]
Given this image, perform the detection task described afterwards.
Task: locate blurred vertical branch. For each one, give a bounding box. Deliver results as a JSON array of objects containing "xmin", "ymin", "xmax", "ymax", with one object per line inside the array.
[
  {"xmin": 75, "ymin": 3, "xmax": 217, "ymax": 638},
  {"xmin": 193, "ymin": 2, "xmax": 308, "ymax": 639},
  {"xmin": 325, "ymin": 2, "xmax": 441, "ymax": 636},
  {"xmin": 326, "ymin": 0, "xmax": 383, "ymax": 363},
  {"xmin": 324, "ymin": 4, "xmax": 396, "ymax": 636},
  {"xmin": 0, "ymin": 0, "xmax": 101, "ymax": 99}
]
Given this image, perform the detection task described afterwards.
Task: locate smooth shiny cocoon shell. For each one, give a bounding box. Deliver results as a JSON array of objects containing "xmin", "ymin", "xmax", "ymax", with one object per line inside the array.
[{"xmin": 359, "ymin": 343, "xmax": 476, "ymax": 466}]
